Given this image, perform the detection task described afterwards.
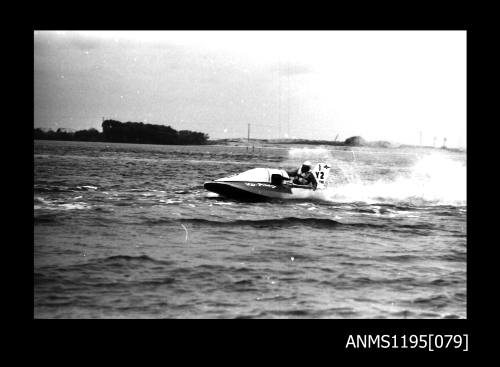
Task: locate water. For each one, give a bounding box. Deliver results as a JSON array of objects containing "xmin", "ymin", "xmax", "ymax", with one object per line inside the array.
[{"xmin": 34, "ymin": 140, "xmax": 467, "ymax": 318}]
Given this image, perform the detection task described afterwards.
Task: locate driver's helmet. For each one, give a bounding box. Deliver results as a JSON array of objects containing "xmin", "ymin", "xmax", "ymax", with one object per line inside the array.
[{"xmin": 301, "ymin": 161, "xmax": 312, "ymax": 173}]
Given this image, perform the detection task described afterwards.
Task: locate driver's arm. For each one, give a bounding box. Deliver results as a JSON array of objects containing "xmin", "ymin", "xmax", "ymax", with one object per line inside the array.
[{"xmin": 309, "ymin": 172, "xmax": 318, "ymax": 190}]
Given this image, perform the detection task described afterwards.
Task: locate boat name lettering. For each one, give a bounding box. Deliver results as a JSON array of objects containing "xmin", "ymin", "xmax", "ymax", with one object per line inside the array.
[
  {"xmin": 244, "ymin": 183, "xmax": 276, "ymax": 188},
  {"xmin": 257, "ymin": 183, "xmax": 275, "ymax": 188}
]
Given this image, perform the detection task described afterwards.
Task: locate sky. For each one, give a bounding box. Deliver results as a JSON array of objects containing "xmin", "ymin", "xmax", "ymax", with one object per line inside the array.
[{"xmin": 34, "ymin": 30, "xmax": 466, "ymax": 148}]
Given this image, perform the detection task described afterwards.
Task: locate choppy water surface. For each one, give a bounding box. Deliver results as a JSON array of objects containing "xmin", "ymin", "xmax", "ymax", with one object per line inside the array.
[{"xmin": 34, "ymin": 140, "xmax": 466, "ymax": 318}]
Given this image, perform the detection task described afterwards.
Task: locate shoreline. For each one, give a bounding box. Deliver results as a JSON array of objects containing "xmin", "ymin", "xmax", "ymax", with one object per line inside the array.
[
  {"xmin": 207, "ymin": 138, "xmax": 466, "ymax": 153},
  {"xmin": 34, "ymin": 138, "xmax": 466, "ymax": 153}
]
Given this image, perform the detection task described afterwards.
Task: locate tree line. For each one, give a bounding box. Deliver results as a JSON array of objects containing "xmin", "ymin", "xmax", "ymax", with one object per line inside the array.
[{"xmin": 34, "ymin": 120, "xmax": 209, "ymax": 145}]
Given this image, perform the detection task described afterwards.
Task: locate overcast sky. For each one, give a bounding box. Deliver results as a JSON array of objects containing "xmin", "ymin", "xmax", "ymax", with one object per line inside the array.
[{"xmin": 34, "ymin": 30, "xmax": 466, "ymax": 148}]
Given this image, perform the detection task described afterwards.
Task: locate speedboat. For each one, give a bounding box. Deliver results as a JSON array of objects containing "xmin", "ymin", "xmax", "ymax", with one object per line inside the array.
[{"xmin": 204, "ymin": 162, "xmax": 331, "ymax": 201}]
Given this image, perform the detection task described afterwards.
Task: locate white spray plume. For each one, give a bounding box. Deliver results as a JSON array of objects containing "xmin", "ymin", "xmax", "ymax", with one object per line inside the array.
[{"xmin": 283, "ymin": 148, "xmax": 466, "ymax": 206}]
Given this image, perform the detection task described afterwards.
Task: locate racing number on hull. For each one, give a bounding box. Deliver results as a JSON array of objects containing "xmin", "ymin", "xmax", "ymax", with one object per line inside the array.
[
  {"xmin": 315, "ymin": 164, "xmax": 324, "ymax": 181},
  {"xmin": 312, "ymin": 163, "xmax": 330, "ymax": 189}
]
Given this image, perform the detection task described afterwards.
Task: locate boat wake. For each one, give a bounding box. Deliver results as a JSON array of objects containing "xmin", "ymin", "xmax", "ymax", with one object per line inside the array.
[{"xmin": 283, "ymin": 148, "xmax": 466, "ymax": 207}]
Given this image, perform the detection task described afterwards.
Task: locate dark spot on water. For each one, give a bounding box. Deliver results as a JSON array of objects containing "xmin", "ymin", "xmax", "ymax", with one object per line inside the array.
[
  {"xmin": 233, "ymin": 279, "xmax": 253, "ymax": 285},
  {"xmin": 412, "ymin": 294, "xmax": 450, "ymax": 308},
  {"xmin": 418, "ymin": 312, "xmax": 440, "ymax": 318},
  {"xmin": 269, "ymin": 309, "xmax": 311, "ymax": 317},
  {"xmin": 34, "ymin": 214, "xmax": 59, "ymax": 224},
  {"xmin": 392, "ymin": 310, "xmax": 416, "ymax": 318}
]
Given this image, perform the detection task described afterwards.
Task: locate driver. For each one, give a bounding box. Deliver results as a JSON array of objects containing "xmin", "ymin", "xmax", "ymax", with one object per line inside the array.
[{"xmin": 287, "ymin": 161, "xmax": 317, "ymax": 190}]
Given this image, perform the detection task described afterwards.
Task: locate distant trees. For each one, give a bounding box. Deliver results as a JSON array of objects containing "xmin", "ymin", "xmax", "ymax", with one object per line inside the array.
[
  {"xmin": 33, "ymin": 128, "xmax": 103, "ymax": 141},
  {"xmin": 34, "ymin": 120, "xmax": 209, "ymax": 145},
  {"xmin": 34, "ymin": 128, "xmax": 49, "ymax": 140},
  {"xmin": 344, "ymin": 136, "xmax": 366, "ymax": 146},
  {"xmin": 101, "ymin": 120, "xmax": 208, "ymax": 145},
  {"xmin": 178, "ymin": 130, "xmax": 210, "ymax": 145},
  {"xmin": 34, "ymin": 128, "xmax": 102, "ymax": 141},
  {"xmin": 73, "ymin": 128, "xmax": 102, "ymax": 141}
]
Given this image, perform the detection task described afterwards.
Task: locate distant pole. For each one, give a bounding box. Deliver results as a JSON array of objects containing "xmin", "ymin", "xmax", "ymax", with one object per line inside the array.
[
  {"xmin": 443, "ymin": 137, "xmax": 447, "ymax": 148},
  {"xmin": 248, "ymin": 123, "xmax": 250, "ymax": 147}
]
